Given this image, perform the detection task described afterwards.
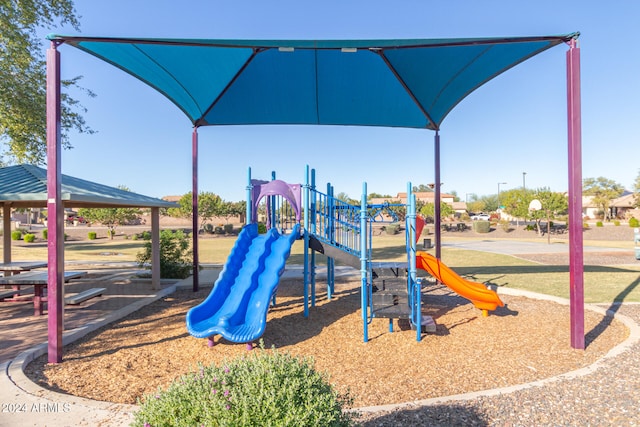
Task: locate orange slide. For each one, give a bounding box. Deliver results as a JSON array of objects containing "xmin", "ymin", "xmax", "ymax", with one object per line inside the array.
[{"xmin": 416, "ymin": 251, "xmax": 504, "ymax": 315}]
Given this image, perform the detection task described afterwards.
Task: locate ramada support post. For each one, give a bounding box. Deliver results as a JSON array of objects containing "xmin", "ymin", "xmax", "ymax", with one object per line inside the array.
[
  {"xmin": 151, "ymin": 207, "xmax": 160, "ymax": 290},
  {"xmin": 3, "ymin": 204, "xmax": 11, "ymax": 263},
  {"xmin": 192, "ymin": 127, "xmax": 199, "ymax": 292},
  {"xmin": 567, "ymin": 38, "xmax": 584, "ymax": 350},
  {"xmin": 46, "ymin": 41, "xmax": 64, "ymax": 363}
]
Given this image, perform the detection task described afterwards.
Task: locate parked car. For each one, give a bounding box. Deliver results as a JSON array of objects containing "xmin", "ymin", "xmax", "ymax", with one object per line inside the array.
[{"xmin": 471, "ymin": 213, "xmax": 491, "ymax": 221}]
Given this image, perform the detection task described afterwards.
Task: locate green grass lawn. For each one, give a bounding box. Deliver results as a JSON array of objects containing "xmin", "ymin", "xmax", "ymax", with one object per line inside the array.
[{"xmin": 4, "ymin": 233, "xmax": 639, "ymax": 303}]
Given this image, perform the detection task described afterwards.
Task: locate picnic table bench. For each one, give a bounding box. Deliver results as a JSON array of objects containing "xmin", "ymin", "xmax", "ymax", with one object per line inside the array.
[
  {"xmin": 65, "ymin": 287, "xmax": 107, "ymax": 305},
  {"xmin": 0, "ymin": 270, "xmax": 87, "ymax": 316}
]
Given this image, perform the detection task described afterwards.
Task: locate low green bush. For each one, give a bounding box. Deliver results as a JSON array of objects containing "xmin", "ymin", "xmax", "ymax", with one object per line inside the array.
[
  {"xmin": 87, "ymin": 232, "xmax": 97, "ymax": 240},
  {"xmin": 630, "ymin": 217, "xmax": 639, "ymax": 228},
  {"xmin": 472, "ymin": 220, "xmax": 490, "ymax": 233},
  {"xmin": 131, "ymin": 233, "xmax": 139, "ymax": 240},
  {"xmin": 223, "ymin": 223, "xmax": 234, "ymax": 234},
  {"xmin": 132, "ymin": 345, "xmax": 355, "ymax": 427},
  {"xmin": 214, "ymin": 226, "xmax": 224, "ymax": 235},
  {"xmin": 42, "ymin": 229, "xmax": 47, "ymax": 239},
  {"xmin": 385, "ymin": 222, "xmax": 401, "ymax": 235},
  {"xmin": 614, "ymin": 220, "xmax": 621, "ymax": 226},
  {"xmin": 596, "ymin": 221, "xmax": 603, "ymax": 227},
  {"xmin": 142, "ymin": 230, "xmax": 152, "ymax": 240},
  {"xmin": 23, "ymin": 233, "xmax": 35, "ymax": 243},
  {"xmin": 203, "ymin": 223, "xmax": 214, "ymax": 234},
  {"xmin": 136, "ymin": 229, "xmax": 192, "ymax": 279},
  {"xmin": 11, "ymin": 230, "xmax": 22, "ymax": 241},
  {"xmin": 499, "ymin": 219, "xmax": 511, "ymax": 232},
  {"xmin": 257, "ymin": 222, "xmax": 267, "ymax": 234}
]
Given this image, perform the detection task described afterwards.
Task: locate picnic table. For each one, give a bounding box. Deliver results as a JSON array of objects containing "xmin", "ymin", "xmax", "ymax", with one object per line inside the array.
[
  {"xmin": 0, "ymin": 261, "xmax": 48, "ymax": 298},
  {"xmin": 0, "ymin": 270, "xmax": 87, "ymax": 316},
  {"xmin": 0, "ymin": 261, "xmax": 47, "ymax": 276}
]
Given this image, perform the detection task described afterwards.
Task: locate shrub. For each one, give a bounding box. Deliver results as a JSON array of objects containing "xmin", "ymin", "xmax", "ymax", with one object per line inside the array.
[
  {"xmin": 141, "ymin": 230, "xmax": 152, "ymax": 240},
  {"xmin": 223, "ymin": 223, "xmax": 234, "ymax": 234},
  {"xmin": 613, "ymin": 220, "xmax": 620, "ymax": 226},
  {"xmin": 499, "ymin": 219, "xmax": 511, "ymax": 232},
  {"xmin": 11, "ymin": 230, "xmax": 22, "ymax": 241},
  {"xmin": 386, "ymin": 222, "xmax": 401, "ymax": 235},
  {"xmin": 214, "ymin": 226, "xmax": 224, "ymax": 235},
  {"xmin": 203, "ymin": 223, "xmax": 214, "ymax": 234},
  {"xmin": 23, "ymin": 233, "xmax": 36, "ymax": 243},
  {"xmin": 42, "ymin": 229, "xmax": 48, "ymax": 239},
  {"xmin": 630, "ymin": 217, "xmax": 640, "ymax": 228},
  {"xmin": 131, "ymin": 233, "xmax": 139, "ymax": 240},
  {"xmin": 136, "ymin": 229, "xmax": 192, "ymax": 279},
  {"xmin": 87, "ymin": 232, "xmax": 97, "ymax": 240},
  {"xmin": 472, "ymin": 220, "xmax": 490, "ymax": 233},
  {"xmin": 257, "ymin": 222, "xmax": 267, "ymax": 234},
  {"xmin": 132, "ymin": 345, "xmax": 355, "ymax": 427},
  {"xmin": 583, "ymin": 222, "xmax": 590, "ymax": 229},
  {"xmin": 596, "ymin": 221, "xmax": 603, "ymax": 227}
]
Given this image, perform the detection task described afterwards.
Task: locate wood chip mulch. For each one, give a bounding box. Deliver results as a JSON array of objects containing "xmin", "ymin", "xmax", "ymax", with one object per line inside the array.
[{"xmin": 25, "ymin": 278, "xmax": 628, "ymax": 410}]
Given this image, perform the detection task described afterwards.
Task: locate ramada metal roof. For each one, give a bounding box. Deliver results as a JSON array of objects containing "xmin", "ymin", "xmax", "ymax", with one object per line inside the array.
[{"xmin": 0, "ymin": 164, "xmax": 176, "ymax": 209}]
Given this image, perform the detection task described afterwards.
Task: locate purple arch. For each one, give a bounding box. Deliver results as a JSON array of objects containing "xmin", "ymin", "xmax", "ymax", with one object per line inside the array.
[{"xmin": 251, "ymin": 179, "xmax": 302, "ymax": 225}]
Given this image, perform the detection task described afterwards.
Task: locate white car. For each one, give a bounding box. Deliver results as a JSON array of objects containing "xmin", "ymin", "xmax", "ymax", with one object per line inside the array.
[{"xmin": 471, "ymin": 213, "xmax": 491, "ymax": 221}]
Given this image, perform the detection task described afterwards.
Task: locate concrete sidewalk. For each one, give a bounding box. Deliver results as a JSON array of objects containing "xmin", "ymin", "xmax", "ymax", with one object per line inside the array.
[{"xmin": 441, "ymin": 239, "xmax": 631, "ymax": 255}]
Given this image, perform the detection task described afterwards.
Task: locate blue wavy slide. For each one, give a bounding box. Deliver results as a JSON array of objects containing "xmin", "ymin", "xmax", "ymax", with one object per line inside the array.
[{"xmin": 186, "ymin": 223, "xmax": 300, "ymax": 343}]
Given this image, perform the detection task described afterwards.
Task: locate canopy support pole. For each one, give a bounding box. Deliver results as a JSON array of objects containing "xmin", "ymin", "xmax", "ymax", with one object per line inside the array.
[
  {"xmin": 192, "ymin": 127, "xmax": 199, "ymax": 292},
  {"xmin": 46, "ymin": 41, "xmax": 64, "ymax": 363},
  {"xmin": 567, "ymin": 39, "xmax": 584, "ymax": 350},
  {"xmin": 434, "ymin": 131, "xmax": 442, "ymax": 259}
]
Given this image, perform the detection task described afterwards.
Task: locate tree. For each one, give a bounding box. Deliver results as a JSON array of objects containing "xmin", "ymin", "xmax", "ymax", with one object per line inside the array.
[
  {"xmin": 1, "ymin": 1, "xmax": 94, "ymax": 164},
  {"xmin": 78, "ymin": 186, "xmax": 142, "ymax": 239},
  {"xmin": 173, "ymin": 191, "xmax": 225, "ymax": 227},
  {"xmin": 500, "ymin": 188, "xmax": 534, "ymax": 226},
  {"xmin": 583, "ymin": 177, "xmax": 624, "ymax": 221},
  {"xmin": 412, "ymin": 184, "xmax": 434, "ymax": 193},
  {"xmin": 528, "ymin": 188, "xmax": 568, "ymax": 237},
  {"xmin": 419, "ymin": 202, "xmax": 454, "ymax": 222},
  {"xmin": 368, "ymin": 192, "xmax": 392, "ymax": 199}
]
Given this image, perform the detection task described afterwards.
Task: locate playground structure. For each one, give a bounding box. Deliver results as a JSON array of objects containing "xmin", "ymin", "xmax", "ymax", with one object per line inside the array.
[{"xmin": 187, "ymin": 166, "xmax": 503, "ymax": 345}]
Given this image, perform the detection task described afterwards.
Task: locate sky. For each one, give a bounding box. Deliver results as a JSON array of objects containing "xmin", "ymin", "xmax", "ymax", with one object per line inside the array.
[{"xmin": 36, "ymin": 1, "xmax": 640, "ymax": 203}]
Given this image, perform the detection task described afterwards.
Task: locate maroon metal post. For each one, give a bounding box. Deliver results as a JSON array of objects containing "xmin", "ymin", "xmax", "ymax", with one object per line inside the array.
[
  {"xmin": 46, "ymin": 41, "xmax": 64, "ymax": 363},
  {"xmin": 567, "ymin": 38, "xmax": 584, "ymax": 350},
  {"xmin": 434, "ymin": 131, "xmax": 442, "ymax": 259},
  {"xmin": 192, "ymin": 127, "xmax": 199, "ymax": 292}
]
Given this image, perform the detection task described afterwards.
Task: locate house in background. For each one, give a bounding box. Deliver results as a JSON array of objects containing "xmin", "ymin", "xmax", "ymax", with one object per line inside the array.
[{"xmin": 582, "ymin": 192, "xmax": 639, "ymax": 220}]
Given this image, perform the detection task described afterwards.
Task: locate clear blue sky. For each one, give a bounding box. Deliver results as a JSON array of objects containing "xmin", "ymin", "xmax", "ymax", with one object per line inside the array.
[{"xmin": 41, "ymin": 1, "xmax": 640, "ymax": 203}]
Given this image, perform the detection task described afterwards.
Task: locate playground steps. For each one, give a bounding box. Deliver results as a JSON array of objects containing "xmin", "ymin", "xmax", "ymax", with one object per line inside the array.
[{"xmin": 371, "ymin": 263, "xmax": 413, "ymax": 319}]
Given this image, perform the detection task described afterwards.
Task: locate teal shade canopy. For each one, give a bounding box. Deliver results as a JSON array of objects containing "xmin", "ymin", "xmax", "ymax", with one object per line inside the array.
[{"xmin": 48, "ymin": 33, "xmax": 578, "ymax": 130}]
